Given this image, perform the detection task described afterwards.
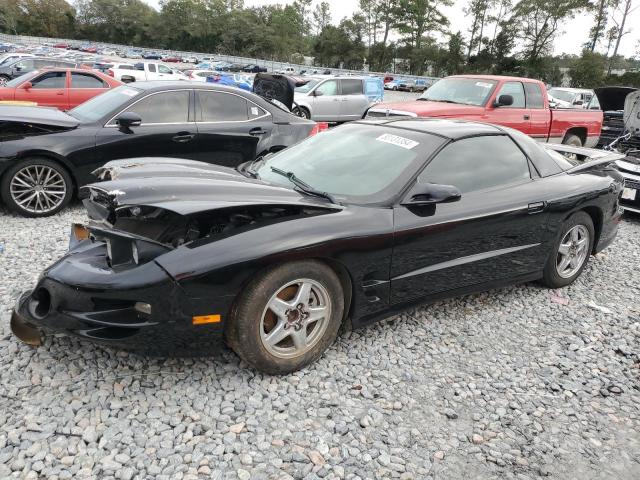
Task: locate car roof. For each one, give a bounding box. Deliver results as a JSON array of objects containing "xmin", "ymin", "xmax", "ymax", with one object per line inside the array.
[
  {"xmin": 357, "ymin": 117, "xmax": 504, "ymax": 140},
  {"xmin": 128, "ymin": 81, "xmax": 251, "ymax": 94}
]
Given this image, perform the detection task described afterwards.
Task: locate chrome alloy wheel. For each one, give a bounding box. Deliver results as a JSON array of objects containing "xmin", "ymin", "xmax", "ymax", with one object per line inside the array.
[
  {"xmin": 10, "ymin": 165, "xmax": 67, "ymax": 214},
  {"xmin": 0, "ymin": 77, "xmax": 7, "ymax": 87},
  {"xmin": 556, "ymin": 225, "xmax": 590, "ymax": 278},
  {"xmin": 260, "ymin": 279, "xmax": 332, "ymax": 359}
]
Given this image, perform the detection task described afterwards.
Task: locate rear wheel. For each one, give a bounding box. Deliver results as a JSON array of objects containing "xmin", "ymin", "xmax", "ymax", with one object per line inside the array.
[
  {"xmin": 1, "ymin": 158, "xmax": 73, "ymax": 217},
  {"xmin": 562, "ymin": 133, "xmax": 582, "ymax": 147},
  {"xmin": 226, "ymin": 260, "xmax": 344, "ymax": 374},
  {"xmin": 541, "ymin": 212, "xmax": 594, "ymax": 288}
]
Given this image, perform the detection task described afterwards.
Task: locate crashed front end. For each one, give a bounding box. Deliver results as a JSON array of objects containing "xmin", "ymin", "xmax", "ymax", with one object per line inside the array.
[{"xmin": 11, "ymin": 216, "xmax": 228, "ymax": 353}]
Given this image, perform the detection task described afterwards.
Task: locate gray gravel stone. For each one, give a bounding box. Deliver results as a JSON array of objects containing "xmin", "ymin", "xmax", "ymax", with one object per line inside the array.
[{"xmin": 1, "ymin": 199, "xmax": 640, "ymax": 480}]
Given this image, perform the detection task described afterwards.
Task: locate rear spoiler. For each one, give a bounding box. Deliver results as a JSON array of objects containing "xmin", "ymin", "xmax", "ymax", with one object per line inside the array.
[{"xmin": 542, "ymin": 143, "xmax": 625, "ymax": 173}]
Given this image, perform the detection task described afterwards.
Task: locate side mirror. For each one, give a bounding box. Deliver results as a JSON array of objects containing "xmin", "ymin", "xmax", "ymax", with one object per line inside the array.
[
  {"xmin": 115, "ymin": 112, "xmax": 142, "ymax": 128},
  {"xmin": 573, "ymin": 100, "xmax": 583, "ymax": 106},
  {"xmin": 22, "ymin": 81, "xmax": 32, "ymax": 90},
  {"xmin": 313, "ymin": 90, "xmax": 323, "ymax": 96},
  {"xmin": 402, "ymin": 182, "xmax": 462, "ymax": 206},
  {"xmin": 493, "ymin": 94, "xmax": 513, "ymax": 107}
]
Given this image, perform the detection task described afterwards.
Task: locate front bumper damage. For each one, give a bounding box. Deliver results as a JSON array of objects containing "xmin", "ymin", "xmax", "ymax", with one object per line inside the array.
[{"xmin": 10, "ymin": 228, "xmax": 230, "ymax": 354}]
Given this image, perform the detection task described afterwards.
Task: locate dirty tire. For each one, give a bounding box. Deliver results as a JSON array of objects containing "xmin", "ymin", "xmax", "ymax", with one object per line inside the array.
[
  {"xmin": 226, "ymin": 260, "xmax": 344, "ymax": 374},
  {"xmin": 1, "ymin": 157, "xmax": 73, "ymax": 217},
  {"xmin": 292, "ymin": 106, "xmax": 311, "ymax": 119},
  {"xmin": 562, "ymin": 133, "xmax": 582, "ymax": 147},
  {"xmin": 541, "ymin": 211, "xmax": 594, "ymax": 288}
]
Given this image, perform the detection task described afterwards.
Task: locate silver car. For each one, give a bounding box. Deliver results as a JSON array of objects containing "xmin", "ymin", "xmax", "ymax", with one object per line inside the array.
[{"xmin": 293, "ymin": 76, "xmax": 376, "ymax": 122}]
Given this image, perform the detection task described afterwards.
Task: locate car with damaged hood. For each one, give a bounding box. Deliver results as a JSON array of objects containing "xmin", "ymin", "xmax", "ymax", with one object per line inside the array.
[
  {"xmin": 591, "ymin": 87, "xmax": 640, "ymax": 213},
  {"xmin": 0, "ymin": 79, "xmax": 317, "ymax": 217},
  {"xmin": 10, "ymin": 119, "xmax": 624, "ymax": 374}
]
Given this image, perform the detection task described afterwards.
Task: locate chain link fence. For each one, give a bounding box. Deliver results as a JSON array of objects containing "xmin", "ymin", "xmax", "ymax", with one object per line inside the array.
[{"xmin": 0, "ymin": 33, "xmax": 440, "ymax": 83}]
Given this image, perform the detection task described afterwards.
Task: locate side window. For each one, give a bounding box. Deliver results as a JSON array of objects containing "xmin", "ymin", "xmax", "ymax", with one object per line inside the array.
[
  {"xmin": 496, "ymin": 81, "xmax": 526, "ymax": 108},
  {"xmin": 198, "ymin": 91, "xmax": 249, "ymax": 121},
  {"xmin": 124, "ymin": 91, "xmax": 189, "ymax": 124},
  {"xmin": 341, "ymin": 79, "xmax": 363, "ymax": 95},
  {"xmin": 30, "ymin": 71, "xmax": 66, "ymax": 89},
  {"xmin": 418, "ymin": 135, "xmax": 531, "ymax": 194},
  {"xmin": 15, "ymin": 59, "xmax": 34, "ymax": 70},
  {"xmin": 524, "ymin": 83, "xmax": 544, "ymax": 109},
  {"xmin": 158, "ymin": 65, "xmax": 172, "ymax": 74},
  {"xmin": 71, "ymin": 72, "xmax": 107, "ymax": 88},
  {"xmin": 147, "ymin": 64, "xmax": 156, "ymax": 73},
  {"xmin": 315, "ymin": 80, "xmax": 338, "ymax": 96}
]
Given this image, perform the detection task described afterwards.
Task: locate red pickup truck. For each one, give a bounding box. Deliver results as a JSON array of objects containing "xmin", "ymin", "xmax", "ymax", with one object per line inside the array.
[{"xmin": 367, "ymin": 75, "xmax": 603, "ymax": 148}]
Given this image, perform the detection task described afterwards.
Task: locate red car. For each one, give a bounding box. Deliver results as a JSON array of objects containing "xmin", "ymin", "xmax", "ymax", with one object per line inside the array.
[
  {"xmin": 0, "ymin": 67, "xmax": 122, "ymax": 110},
  {"xmin": 162, "ymin": 56, "xmax": 181, "ymax": 63},
  {"xmin": 368, "ymin": 75, "xmax": 603, "ymax": 148},
  {"xmin": 53, "ymin": 43, "xmax": 69, "ymax": 49}
]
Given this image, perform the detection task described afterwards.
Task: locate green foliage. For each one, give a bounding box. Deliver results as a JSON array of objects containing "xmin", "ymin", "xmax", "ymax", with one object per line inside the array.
[{"xmin": 570, "ymin": 50, "xmax": 608, "ymax": 87}]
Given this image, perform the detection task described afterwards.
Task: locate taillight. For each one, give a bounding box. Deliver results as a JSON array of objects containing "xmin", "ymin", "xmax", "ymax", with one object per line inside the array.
[
  {"xmin": 308, "ymin": 122, "xmax": 329, "ymax": 137},
  {"xmin": 107, "ymin": 69, "xmax": 114, "ymax": 77}
]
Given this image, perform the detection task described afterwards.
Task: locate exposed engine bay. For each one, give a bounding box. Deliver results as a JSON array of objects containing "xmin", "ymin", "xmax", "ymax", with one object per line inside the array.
[{"xmin": 112, "ymin": 204, "xmax": 321, "ymax": 248}]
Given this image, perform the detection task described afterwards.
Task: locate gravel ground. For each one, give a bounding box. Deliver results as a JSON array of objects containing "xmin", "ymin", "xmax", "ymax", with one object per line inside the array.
[{"xmin": 1, "ymin": 202, "xmax": 639, "ymax": 480}]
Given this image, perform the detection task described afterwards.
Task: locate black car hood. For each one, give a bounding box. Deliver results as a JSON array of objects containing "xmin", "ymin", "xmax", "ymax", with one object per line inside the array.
[
  {"xmin": 0, "ymin": 105, "xmax": 80, "ymax": 128},
  {"xmin": 252, "ymin": 74, "xmax": 308, "ymax": 111},
  {"xmin": 594, "ymin": 86, "xmax": 638, "ymax": 112},
  {"xmin": 85, "ymin": 157, "xmax": 339, "ymax": 216}
]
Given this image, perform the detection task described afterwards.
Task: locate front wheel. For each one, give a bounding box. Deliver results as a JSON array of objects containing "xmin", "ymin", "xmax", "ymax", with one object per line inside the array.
[
  {"xmin": 541, "ymin": 211, "xmax": 594, "ymax": 288},
  {"xmin": 226, "ymin": 260, "xmax": 344, "ymax": 374},
  {"xmin": 292, "ymin": 106, "xmax": 311, "ymax": 119},
  {"xmin": 0, "ymin": 75, "xmax": 9, "ymax": 87},
  {"xmin": 1, "ymin": 158, "xmax": 73, "ymax": 217}
]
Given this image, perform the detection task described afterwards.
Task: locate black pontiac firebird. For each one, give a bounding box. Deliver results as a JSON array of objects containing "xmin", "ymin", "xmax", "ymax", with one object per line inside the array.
[{"xmin": 11, "ymin": 119, "xmax": 624, "ymax": 373}]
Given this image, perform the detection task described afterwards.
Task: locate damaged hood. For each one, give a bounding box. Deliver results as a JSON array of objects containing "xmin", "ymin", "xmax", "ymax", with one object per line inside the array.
[
  {"xmin": 593, "ymin": 86, "xmax": 637, "ymax": 112},
  {"xmin": 0, "ymin": 105, "xmax": 80, "ymax": 128},
  {"xmin": 84, "ymin": 157, "xmax": 338, "ymax": 216},
  {"xmin": 623, "ymin": 90, "xmax": 640, "ymax": 134},
  {"xmin": 252, "ymin": 74, "xmax": 306, "ymax": 111}
]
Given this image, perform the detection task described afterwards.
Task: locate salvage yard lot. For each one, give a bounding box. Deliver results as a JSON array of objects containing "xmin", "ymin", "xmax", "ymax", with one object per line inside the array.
[{"xmin": 1, "ymin": 208, "xmax": 639, "ymax": 479}]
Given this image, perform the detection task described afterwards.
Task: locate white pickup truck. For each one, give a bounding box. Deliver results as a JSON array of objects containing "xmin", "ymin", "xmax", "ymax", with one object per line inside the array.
[{"xmin": 108, "ymin": 62, "xmax": 186, "ymax": 83}]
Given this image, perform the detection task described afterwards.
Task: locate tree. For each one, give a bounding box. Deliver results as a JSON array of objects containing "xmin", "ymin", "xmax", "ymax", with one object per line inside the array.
[
  {"xmin": 0, "ymin": 0, "xmax": 22, "ymax": 34},
  {"xmin": 465, "ymin": 0, "xmax": 494, "ymax": 60},
  {"xmin": 570, "ymin": 49, "xmax": 607, "ymax": 86},
  {"xmin": 444, "ymin": 31, "xmax": 465, "ymax": 74},
  {"xmin": 312, "ymin": 1, "xmax": 331, "ymax": 34},
  {"xmin": 18, "ymin": 0, "xmax": 76, "ymax": 38},
  {"xmin": 292, "ymin": 0, "xmax": 312, "ymax": 36},
  {"xmin": 607, "ymin": 0, "xmax": 636, "ymax": 74},
  {"xmin": 586, "ymin": 0, "xmax": 615, "ymax": 51},
  {"xmin": 514, "ymin": 0, "xmax": 590, "ymax": 69}
]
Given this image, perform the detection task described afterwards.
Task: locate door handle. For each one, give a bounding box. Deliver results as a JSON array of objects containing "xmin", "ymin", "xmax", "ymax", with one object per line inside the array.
[
  {"xmin": 172, "ymin": 133, "xmax": 195, "ymax": 143},
  {"xmin": 523, "ymin": 114, "xmax": 530, "ymax": 120},
  {"xmin": 56, "ymin": 91, "xmax": 64, "ymax": 95},
  {"xmin": 249, "ymin": 128, "xmax": 267, "ymax": 136},
  {"xmin": 528, "ymin": 201, "xmax": 546, "ymax": 214}
]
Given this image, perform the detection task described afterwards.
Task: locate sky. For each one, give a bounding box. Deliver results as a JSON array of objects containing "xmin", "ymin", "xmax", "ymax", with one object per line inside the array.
[{"xmin": 143, "ymin": 0, "xmax": 640, "ymax": 58}]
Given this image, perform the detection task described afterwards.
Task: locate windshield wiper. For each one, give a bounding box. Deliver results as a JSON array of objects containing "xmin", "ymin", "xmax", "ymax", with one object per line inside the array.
[{"xmin": 270, "ymin": 167, "xmax": 338, "ymax": 204}]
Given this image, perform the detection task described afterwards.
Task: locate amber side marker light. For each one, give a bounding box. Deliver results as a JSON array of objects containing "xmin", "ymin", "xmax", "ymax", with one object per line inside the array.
[
  {"xmin": 192, "ymin": 314, "xmax": 221, "ymax": 325},
  {"xmin": 72, "ymin": 223, "xmax": 90, "ymax": 241}
]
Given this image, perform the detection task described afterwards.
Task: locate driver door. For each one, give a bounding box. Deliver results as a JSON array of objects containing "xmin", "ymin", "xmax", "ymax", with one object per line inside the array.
[
  {"xmin": 483, "ymin": 81, "xmax": 531, "ymax": 132},
  {"xmin": 390, "ymin": 134, "xmax": 549, "ymax": 304},
  {"xmin": 14, "ymin": 70, "xmax": 69, "ymax": 109},
  {"xmin": 309, "ymin": 79, "xmax": 341, "ymax": 121}
]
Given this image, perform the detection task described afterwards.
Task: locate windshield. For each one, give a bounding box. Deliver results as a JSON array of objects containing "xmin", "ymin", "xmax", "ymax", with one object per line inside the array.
[
  {"xmin": 548, "ymin": 89, "xmax": 575, "ymax": 103},
  {"xmin": 6, "ymin": 70, "xmax": 38, "ymax": 87},
  {"xmin": 255, "ymin": 124, "xmax": 444, "ymax": 204},
  {"xmin": 295, "ymin": 79, "xmax": 320, "ymax": 93},
  {"xmin": 419, "ymin": 77, "xmax": 496, "ymax": 106},
  {"xmin": 69, "ymin": 85, "xmax": 142, "ymax": 123}
]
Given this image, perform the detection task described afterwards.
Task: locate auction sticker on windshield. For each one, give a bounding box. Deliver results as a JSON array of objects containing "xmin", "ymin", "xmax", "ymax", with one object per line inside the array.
[{"xmin": 376, "ymin": 133, "xmax": 419, "ymax": 150}]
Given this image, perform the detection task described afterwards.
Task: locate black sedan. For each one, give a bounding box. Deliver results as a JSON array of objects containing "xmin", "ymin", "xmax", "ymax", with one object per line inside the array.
[
  {"xmin": 243, "ymin": 64, "xmax": 268, "ymax": 73},
  {"xmin": 11, "ymin": 119, "xmax": 624, "ymax": 373},
  {"xmin": 0, "ymin": 81, "xmax": 315, "ymax": 217}
]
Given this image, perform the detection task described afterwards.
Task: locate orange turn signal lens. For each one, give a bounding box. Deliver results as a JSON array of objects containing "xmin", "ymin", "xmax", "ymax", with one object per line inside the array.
[
  {"xmin": 72, "ymin": 223, "xmax": 90, "ymax": 241},
  {"xmin": 192, "ymin": 314, "xmax": 221, "ymax": 325}
]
